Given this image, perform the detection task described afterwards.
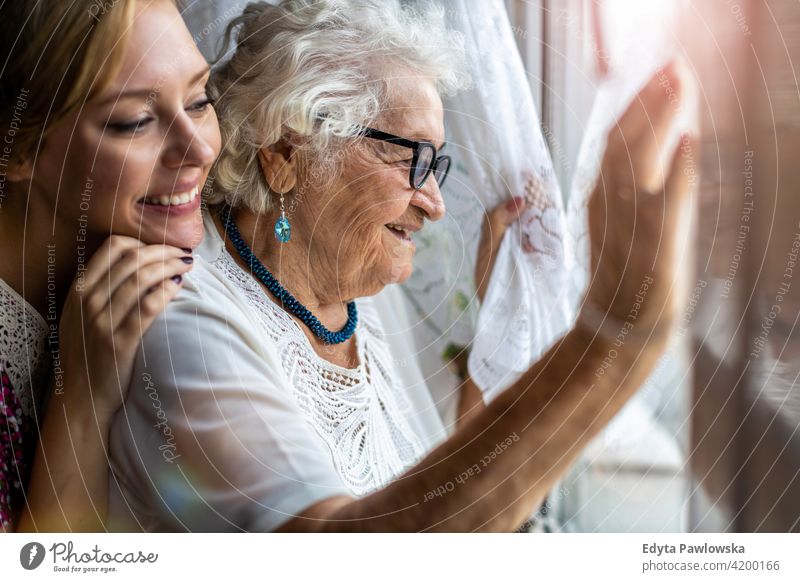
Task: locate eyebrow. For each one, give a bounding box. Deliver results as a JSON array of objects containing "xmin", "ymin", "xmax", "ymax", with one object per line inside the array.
[{"xmin": 97, "ymin": 66, "xmax": 211, "ymax": 107}]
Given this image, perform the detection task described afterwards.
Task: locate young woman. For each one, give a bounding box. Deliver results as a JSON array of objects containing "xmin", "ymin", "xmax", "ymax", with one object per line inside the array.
[{"xmin": 0, "ymin": 0, "xmax": 220, "ymax": 531}]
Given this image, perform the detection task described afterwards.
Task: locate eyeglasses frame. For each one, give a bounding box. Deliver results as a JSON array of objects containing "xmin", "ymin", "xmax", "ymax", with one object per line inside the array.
[{"xmin": 356, "ymin": 126, "xmax": 451, "ymax": 191}]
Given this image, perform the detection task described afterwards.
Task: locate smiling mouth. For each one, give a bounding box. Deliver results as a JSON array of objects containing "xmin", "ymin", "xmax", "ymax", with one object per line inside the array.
[
  {"xmin": 139, "ymin": 185, "xmax": 199, "ymax": 207},
  {"xmin": 385, "ymin": 223, "xmax": 415, "ymax": 243}
]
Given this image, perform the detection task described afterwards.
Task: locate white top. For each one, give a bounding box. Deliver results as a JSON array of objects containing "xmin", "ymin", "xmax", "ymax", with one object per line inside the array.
[
  {"xmin": 0, "ymin": 277, "xmax": 49, "ymax": 416},
  {"xmin": 108, "ymin": 210, "xmax": 447, "ymax": 532}
]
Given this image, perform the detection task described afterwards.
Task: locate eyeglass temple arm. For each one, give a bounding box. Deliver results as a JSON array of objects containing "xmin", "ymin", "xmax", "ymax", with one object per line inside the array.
[{"xmin": 357, "ymin": 126, "xmax": 420, "ymax": 149}]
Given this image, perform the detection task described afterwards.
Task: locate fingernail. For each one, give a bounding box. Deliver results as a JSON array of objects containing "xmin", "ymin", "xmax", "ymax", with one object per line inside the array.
[
  {"xmin": 181, "ymin": 256, "xmax": 194, "ymax": 264},
  {"xmin": 506, "ymin": 196, "xmax": 526, "ymax": 212},
  {"xmin": 181, "ymin": 247, "xmax": 193, "ymax": 254},
  {"xmin": 171, "ymin": 275, "xmax": 183, "ymax": 285}
]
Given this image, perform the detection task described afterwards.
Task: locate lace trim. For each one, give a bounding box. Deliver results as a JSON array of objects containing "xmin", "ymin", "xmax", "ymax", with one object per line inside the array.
[
  {"xmin": 0, "ymin": 278, "xmax": 49, "ymax": 417},
  {"xmin": 210, "ymin": 250, "xmax": 426, "ymax": 496}
]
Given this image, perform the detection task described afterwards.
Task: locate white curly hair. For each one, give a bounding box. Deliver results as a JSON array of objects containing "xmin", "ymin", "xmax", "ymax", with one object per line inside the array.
[{"xmin": 207, "ymin": 0, "xmax": 469, "ymax": 214}]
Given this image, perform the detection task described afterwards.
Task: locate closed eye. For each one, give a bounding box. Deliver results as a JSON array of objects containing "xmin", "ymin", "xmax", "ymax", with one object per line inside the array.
[
  {"xmin": 187, "ymin": 96, "xmax": 215, "ymax": 113},
  {"xmin": 106, "ymin": 116, "xmax": 152, "ymax": 135}
]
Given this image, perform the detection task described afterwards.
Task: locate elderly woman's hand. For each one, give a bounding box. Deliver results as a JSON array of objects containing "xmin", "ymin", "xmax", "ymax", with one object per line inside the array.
[
  {"xmin": 459, "ymin": 196, "xmax": 528, "ymax": 426},
  {"xmin": 581, "ymin": 61, "xmax": 696, "ymax": 344},
  {"xmin": 475, "ymin": 196, "xmax": 528, "ymax": 303}
]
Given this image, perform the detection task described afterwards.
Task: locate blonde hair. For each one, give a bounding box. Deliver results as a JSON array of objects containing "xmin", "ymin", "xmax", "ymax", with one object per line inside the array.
[
  {"xmin": 0, "ymin": 0, "xmax": 172, "ymax": 170},
  {"xmin": 208, "ymin": 0, "xmax": 468, "ymax": 214}
]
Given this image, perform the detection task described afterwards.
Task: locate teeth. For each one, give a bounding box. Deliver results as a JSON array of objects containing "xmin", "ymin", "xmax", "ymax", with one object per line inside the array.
[
  {"xmin": 386, "ymin": 224, "xmax": 409, "ymax": 236},
  {"xmin": 143, "ymin": 186, "xmax": 199, "ymax": 206}
]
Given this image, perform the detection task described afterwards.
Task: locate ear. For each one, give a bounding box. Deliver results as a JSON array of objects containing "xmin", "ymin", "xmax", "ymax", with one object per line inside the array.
[{"xmin": 258, "ymin": 141, "xmax": 297, "ymax": 194}]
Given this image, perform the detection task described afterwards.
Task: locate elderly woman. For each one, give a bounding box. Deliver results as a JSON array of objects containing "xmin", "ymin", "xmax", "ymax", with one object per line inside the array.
[{"xmin": 108, "ymin": 0, "xmax": 694, "ymax": 532}]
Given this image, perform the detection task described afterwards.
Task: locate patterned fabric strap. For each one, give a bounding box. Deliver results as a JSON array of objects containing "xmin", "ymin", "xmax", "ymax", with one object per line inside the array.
[{"xmin": 0, "ymin": 362, "xmax": 33, "ymax": 532}]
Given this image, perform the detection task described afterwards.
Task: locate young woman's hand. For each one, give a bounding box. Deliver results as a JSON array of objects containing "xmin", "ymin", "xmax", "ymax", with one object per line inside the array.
[
  {"xmin": 57, "ymin": 235, "xmax": 194, "ymax": 420},
  {"xmin": 16, "ymin": 237, "xmax": 193, "ymax": 532}
]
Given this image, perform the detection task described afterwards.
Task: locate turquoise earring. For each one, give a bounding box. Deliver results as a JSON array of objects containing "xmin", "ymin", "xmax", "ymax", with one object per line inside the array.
[{"xmin": 274, "ymin": 190, "xmax": 291, "ymax": 243}]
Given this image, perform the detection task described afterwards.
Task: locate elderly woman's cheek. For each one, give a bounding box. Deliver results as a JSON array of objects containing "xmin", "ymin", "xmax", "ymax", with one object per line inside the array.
[{"xmin": 351, "ymin": 229, "xmax": 405, "ymax": 290}]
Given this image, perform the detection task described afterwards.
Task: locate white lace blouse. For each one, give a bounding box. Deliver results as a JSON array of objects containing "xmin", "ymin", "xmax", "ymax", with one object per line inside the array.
[{"xmin": 108, "ymin": 210, "xmax": 448, "ymax": 532}]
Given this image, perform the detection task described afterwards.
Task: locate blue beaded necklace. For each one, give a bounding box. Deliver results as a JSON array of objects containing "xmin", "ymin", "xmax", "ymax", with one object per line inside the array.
[{"xmin": 220, "ymin": 205, "xmax": 358, "ymax": 345}]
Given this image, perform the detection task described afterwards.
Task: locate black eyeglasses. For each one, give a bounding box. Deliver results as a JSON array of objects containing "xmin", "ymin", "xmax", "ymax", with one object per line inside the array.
[{"xmin": 356, "ymin": 126, "xmax": 451, "ymax": 190}]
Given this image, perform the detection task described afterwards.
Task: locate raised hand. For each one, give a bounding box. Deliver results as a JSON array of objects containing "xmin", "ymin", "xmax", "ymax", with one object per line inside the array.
[{"xmin": 581, "ymin": 60, "xmax": 697, "ymax": 346}]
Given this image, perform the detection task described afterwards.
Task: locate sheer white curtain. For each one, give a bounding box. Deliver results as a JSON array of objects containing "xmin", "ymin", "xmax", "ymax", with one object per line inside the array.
[
  {"xmin": 403, "ymin": 0, "xmax": 574, "ymax": 410},
  {"xmin": 182, "ymin": 0, "xmax": 249, "ymax": 62}
]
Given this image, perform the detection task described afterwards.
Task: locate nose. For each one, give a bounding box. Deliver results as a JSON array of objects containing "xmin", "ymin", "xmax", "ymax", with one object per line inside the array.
[
  {"xmin": 163, "ymin": 112, "xmax": 217, "ymax": 169},
  {"xmin": 410, "ymin": 177, "xmax": 446, "ymax": 222}
]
